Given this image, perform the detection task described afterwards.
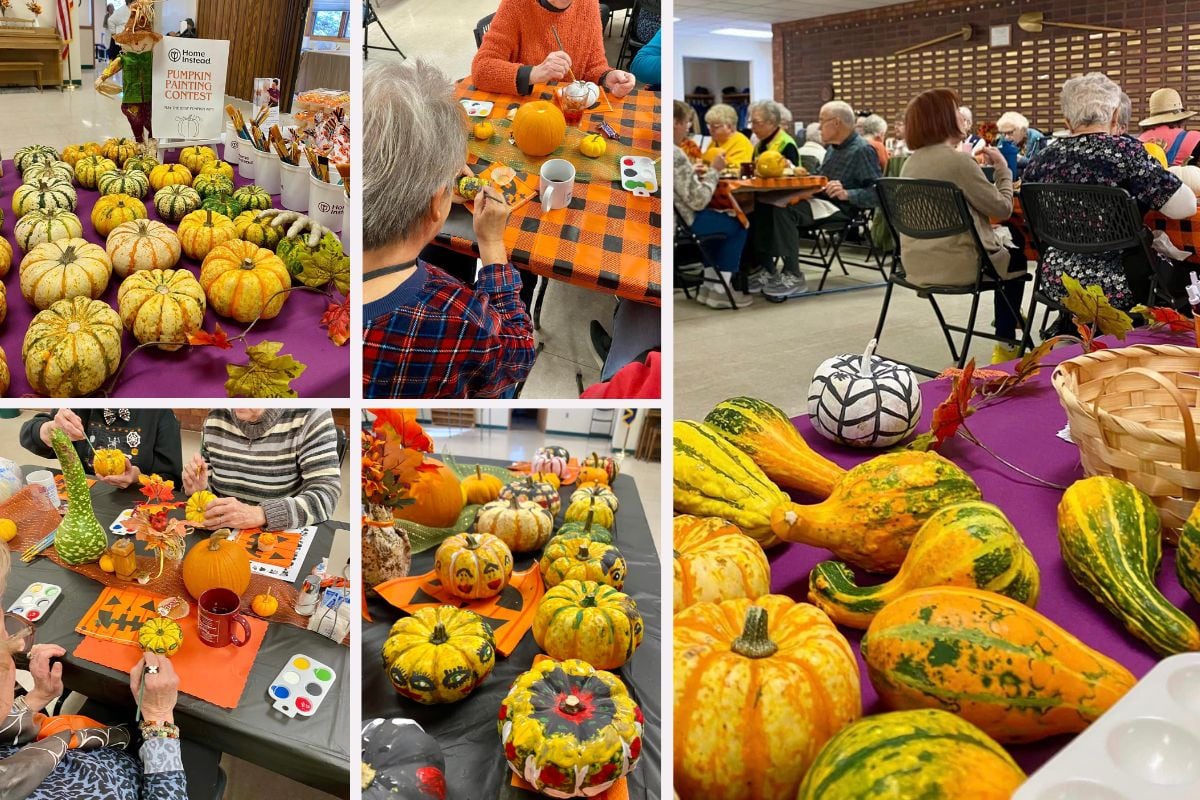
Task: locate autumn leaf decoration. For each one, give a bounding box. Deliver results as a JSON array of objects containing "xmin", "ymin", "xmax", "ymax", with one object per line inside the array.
[
  {"xmin": 1060, "ymin": 274, "xmax": 1133, "ymax": 352},
  {"xmin": 137, "ymin": 473, "xmax": 179, "ymax": 509},
  {"xmin": 1132, "ymin": 304, "xmax": 1195, "ymax": 333},
  {"xmin": 362, "ymin": 411, "xmax": 437, "ymax": 509},
  {"xmin": 320, "ymin": 296, "xmax": 350, "ymax": 347},
  {"xmin": 123, "ymin": 509, "xmax": 192, "ymax": 579},
  {"xmin": 225, "ymin": 341, "xmax": 308, "ymax": 398},
  {"xmin": 187, "ymin": 323, "xmax": 234, "ymax": 350}
]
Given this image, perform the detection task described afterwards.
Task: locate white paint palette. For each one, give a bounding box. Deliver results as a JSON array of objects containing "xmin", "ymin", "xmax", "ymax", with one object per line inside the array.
[
  {"xmin": 1016, "ymin": 653, "xmax": 1200, "ymax": 799},
  {"xmin": 8, "ymin": 582, "xmax": 62, "ymax": 623},
  {"xmin": 459, "ymin": 99, "xmax": 494, "ymax": 118},
  {"xmin": 268, "ymin": 654, "xmax": 337, "ymax": 719},
  {"xmin": 619, "ymin": 156, "xmax": 658, "ymax": 197}
]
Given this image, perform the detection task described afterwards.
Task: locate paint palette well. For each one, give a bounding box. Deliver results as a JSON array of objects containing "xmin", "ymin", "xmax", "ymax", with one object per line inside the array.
[
  {"xmin": 8, "ymin": 582, "xmax": 62, "ymax": 623},
  {"xmin": 460, "ymin": 99, "xmax": 495, "ymax": 118},
  {"xmin": 268, "ymin": 654, "xmax": 337, "ymax": 719},
  {"xmin": 619, "ymin": 156, "xmax": 658, "ymax": 197}
]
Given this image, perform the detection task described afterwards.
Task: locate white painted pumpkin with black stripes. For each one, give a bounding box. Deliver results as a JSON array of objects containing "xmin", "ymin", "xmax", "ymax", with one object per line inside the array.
[{"xmin": 807, "ymin": 339, "xmax": 921, "ymax": 448}]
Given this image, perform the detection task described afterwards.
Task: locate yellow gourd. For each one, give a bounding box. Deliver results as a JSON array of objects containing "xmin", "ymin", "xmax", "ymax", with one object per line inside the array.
[
  {"xmin": 251, "ymin": 587, "xmax": 278, "ymax": 617},
  {"xmin": 0, "ymin": 519, "xmax": 15, "ymax": 543},
  {"xmin": 185, "ymin": 490, "xmax": 216, "ymax": 524},
  {"xmin": 580, "ymin": 134, "xmax": 607, "ymax": 158},
  {"xmin": 474, "ymin": 121, "xmax": 494, "ymax": 140}
]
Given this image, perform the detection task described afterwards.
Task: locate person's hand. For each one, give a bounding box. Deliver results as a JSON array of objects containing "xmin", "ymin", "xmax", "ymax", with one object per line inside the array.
[
  {"xmin": 824, "ymin": 180, "xmax": 849, "ymax": 201},
  {"xmin": 40, "ymin": 409, "xmax": 85, "ymax": 447},
  {"xmin": 451, "ymin": 165, "xmax": 474, "ymax": 204},
  {"xmin": 130, "ymin": 653, "xmax": 178, "ymax": 725},
  {"xmin": 604, "ymin": 70, "xmax": 636, "ymax": 98},
  {"xmin": 181, "ymin": 452, "xmax": 209, "ymax": 495},
  {"xmin": 711, "ymin": 151, "xmax": 728, "ymax": 173},
  {"xmin": 530, "ymin": 51, "xmax": 572, "ymax": 85},
  {"xmin": 96, "ymin": 457, "xmax": 140, "ymax": 489},
  {"xmin": 981, "ymin": 146, "xmax": 1007, "ymax": 169},
  {"xmin": 474, "ymin": 185, "xmax": 511, "ymax": 268},
  {"xmin": 202, "ymin": 497, "xmax": 267, "ymax": 530},
  {"xmin": 24, "ymin": 644, "xmax": 65, "ymax": 713}
]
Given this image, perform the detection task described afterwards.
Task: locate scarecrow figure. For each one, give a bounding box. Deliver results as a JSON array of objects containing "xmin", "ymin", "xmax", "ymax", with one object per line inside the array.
[{"xmin": 95, "ymin": 0, "xmax": 161, "ymax": 143}]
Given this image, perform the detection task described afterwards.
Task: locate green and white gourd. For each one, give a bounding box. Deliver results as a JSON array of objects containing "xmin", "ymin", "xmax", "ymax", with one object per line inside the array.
[
  {"xmin": 98, "ymin": 169, "xmax": 150, "ymax": 199},
  {"xmin": 13, "ymin": 179, "xmax": 78, "ymax": 216},
  {"xmin": 15, "ymin": 209, "xmax": 84, "ymax": 251},
  {"xmin": 232, "ymin": 185, "xmax": 272, "ymax": 211},
  {"xmin": 14, "ymin": 145, "xmax": 59, "ymax": 175},
  {"xmin": 23, "ymin": 161, "xmax": 75, "ymax": 185},
  {"xmin": 153, "ymin": 185, "xmax": 201, "ymax": 223},
  {"xmin": 49, "ymin": 427, "xmax": 108, "ymax": 565}
]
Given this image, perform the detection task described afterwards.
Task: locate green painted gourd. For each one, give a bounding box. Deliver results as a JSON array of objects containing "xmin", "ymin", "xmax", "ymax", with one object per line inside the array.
[
  {"xmin": 49, "ymin": 427, "xmax": 108, "ymax": 564},
  {"xmin": 153, "ymin": 185, "xmax": 201, "ymax": 223},
  {"xmin": 796, "ymin": 709, "xmax": 1025, "ymax": 800},
  {"xmin": 808, "ymin": 501, "xmax": 1040, "ymax": 629},
  {"xmin": 232, "ymin": 185, "xmax": 272, "ymax": 211},
  {"xmin": 1177, "ymin": 501, "xmax": 1200, "ymax": 604},
  {"xmin": 1058, "ymin": 475, "xmax": 1200, "ymax": 655},
  {"xmin": 553, "ymin": 508, "xmax": 613, "ymax": 544}
]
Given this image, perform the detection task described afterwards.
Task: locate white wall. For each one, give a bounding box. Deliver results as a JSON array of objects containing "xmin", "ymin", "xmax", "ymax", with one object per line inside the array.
[{"xmin": 675, "ymin": 33, "xmax": 774, "ymax": 103}]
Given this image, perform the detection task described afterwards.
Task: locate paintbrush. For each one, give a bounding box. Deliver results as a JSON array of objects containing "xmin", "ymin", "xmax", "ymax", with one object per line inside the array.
[
  {"xmin": 22, "ymin": 530, "xmax": 56, "ymax": 563},
  {"xmin": 550, "ymin": 26, "xmax": 578, "ymax": 83},
  {"xmin": 334, "ymin": 161, "xmax": 350, "ymax": 194}
]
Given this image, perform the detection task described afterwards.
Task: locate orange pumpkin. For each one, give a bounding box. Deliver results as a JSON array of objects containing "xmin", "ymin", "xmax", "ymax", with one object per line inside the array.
[
  {"xmin": 91, "ymin": 194, "xmax": 147, "ymax": 238},
  {"xmin": 199, "ymin": 239, "xmax": 290, "ymax": 322},
  {"xmin": 148, "ymin": 163, "xmax": 194, "ymax": 192},
  {"xmin": 393, "ymin": 457, "xmax": 465, "ymax": 528},
  {"xmin": 180, "ymin": 529, "xmax": 252, "ymax": 600},
  {"xmin": 531, "ymin": 471, "xmax": 561, "ymax": 490},
  {"xmin": 511, "ymin": 101, "xmax": 566, "ymax": 157},
  {"xmin": 578, "ymin": 466, "xmax": 610, "ymax": 486},
  {"xmin": 461, "ymin": 465, "xmax": 504, "ymax": 505},
  {"xmin": 178, "ymin": 209, "xmax": 237, "ymax": 261}
]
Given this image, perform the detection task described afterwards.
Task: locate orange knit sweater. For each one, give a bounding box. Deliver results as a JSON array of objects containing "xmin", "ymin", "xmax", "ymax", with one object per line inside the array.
[{"xmin": 471, "ymin": 0, "xmax": 613, "ymax": 96}]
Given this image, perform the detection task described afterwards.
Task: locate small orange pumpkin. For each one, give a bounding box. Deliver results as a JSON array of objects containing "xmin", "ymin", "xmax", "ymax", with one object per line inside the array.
[
  {"xmin": 578, "ymin": 466, "xmax": 610, "ymax": 486},
  {"xmin": 461, "ymin": 465, "xmax": 504, "ymax": 505},
  {"xmin": 531, "ymin": 471, "xmax": 561, "ymax": 490},
  {"xmin": 511, "ymin": 101, "xmax": 566, "ymax": 157},
  {"xmin": 250, "ymin": 587, "xmax": 278, "ymax": 617},
  {"xmin": 180, "ymin": 529, "xmax": 252, "ymax": 600},
  {"xmin": 92, "ymin": 449, "xmax": 126, "ymax": 477},
  {"xmin": 393, "ymin": 457, "xmax": 464, "ymax": 528},
  {"xmin": 199, "ymin": 239, "xmax": 290, "ymax": 322}
]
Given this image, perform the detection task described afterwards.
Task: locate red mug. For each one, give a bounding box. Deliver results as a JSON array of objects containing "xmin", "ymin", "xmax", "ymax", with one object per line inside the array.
[{"xmin": 197, "ymin": 588, "xmax": 252, "ymax": 648}]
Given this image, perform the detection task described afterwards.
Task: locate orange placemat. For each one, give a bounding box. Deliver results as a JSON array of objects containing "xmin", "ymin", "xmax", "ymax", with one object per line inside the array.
[
  {"xmin": 74, "ymin": 610, "xmax": 268, "ymax": 709},
  {"xmin": 374, "ymin": 565, "xmax": 544, "ymax": 657},
  {"xmin": 75, "ymin": 586, "xmax": 163, "ymax": 645},
  {"xmin": 55, "ymin": 474, "xmax": 96, "ymax": 501}
]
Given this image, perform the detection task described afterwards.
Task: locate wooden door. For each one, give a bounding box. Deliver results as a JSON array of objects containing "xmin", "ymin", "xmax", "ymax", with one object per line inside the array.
[{"xmin": 196, "ymin": 0, "xmax": 311, "ymax": 113}]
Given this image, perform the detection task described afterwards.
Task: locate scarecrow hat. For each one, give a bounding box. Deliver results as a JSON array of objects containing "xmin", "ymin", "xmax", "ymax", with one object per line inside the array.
[
  {"xmin": 114, "ymin": 0, "xmax": 162, "ymax": 46},
  {"xmin": 1139, "ymin": 88, "xmax": 1196, "ymax": 127}
]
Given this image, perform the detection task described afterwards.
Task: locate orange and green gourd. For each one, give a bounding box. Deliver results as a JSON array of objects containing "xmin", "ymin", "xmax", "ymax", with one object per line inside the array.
[
  {"xmin": 153, "ymin": 185, "xmax": 201, "ymax": 223},
  {"xmin": 433, "ymin": 533, "xmax": 513, "ymax": 600},
  {"xmin": 232, "ymin": 185, "xmax": 272, "ymax": 211},
  {"xmin": 570, "ymin": 484, "xmax": 617, "ymax": 513},
  {"xmin": 553, "ymin": 508, "xmax": 612, "ymax": 545},
  {"xmin": 1177, "ymin": 501, "xmax": 1200, "ymax": 604},
  {"xmin": 861, "ymin": 586, "xmax": 1136, "ymax": 743},
  {"xmin": 499, "ymin": 659, "xmax": 643, "ymax": 797},
  {"xmin": 232, "ymin": 210, "xmax": 283, "ymax": 250},
  {"xmin": 562, "ymin": 496, "xmax": 614, "ymax": 530},
  {"xmin": 1058, "ymin": 475, "xmax": 1200, "ymax": 655},
  {"xmin": 138, "ymin": 616, "xmax": 183, "ymax": 656},
  {"xmin": 382, "ymin": 605, "xmax": 495, "ymax": 704},
  {"xmin": 673, "ymin": 515, "xmax": 769, "ymax": 613},
  {"xmin": 533, "ymin": 580, "xmax": 643, "ymax": 669},
  {"xmin": 193, "ymin": 172, "xmax": 234, "ymax": 199},
  {"xmin": 200, "ymin": 193, "xmax": 244, "ymax": 220},
  {"xmin": 539, "ymin": 536, "xmax": 626, "ymax": 589},
  {"xmin": 475, "ymin": 497, "xmax": 552, "ymax": 553},
  {"xmin": 581, "ymin": 451, "xmax": 619, "ymax": 482},
  {"xmin": 500, "ymin": 477, "xmax": 560, "ymax": 518},
  {"xmin": 460, "ymin": 465, "xmax": 503, "ymax": 505},
  {"xmin": 808, "ymin": 500, "xmax": 1040, "ymax": 629},
  {"xmin": 91, "ymin": 448, "xmax": 126, "ymax": 477},
  {"xmin": 49, "ymin": 427, "xmax": 108, "ymax": 564}
]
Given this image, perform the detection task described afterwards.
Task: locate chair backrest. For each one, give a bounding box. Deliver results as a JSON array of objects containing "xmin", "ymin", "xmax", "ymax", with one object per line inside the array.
[
  {"xmin": 474, "ymin": 13, "xmax": 495, "ymax": 49},
  {"xmin": 876, "ymin": 177, "xmax": 991, "ymax": 274},
  {"xmin": 798, "ymin": 154, "xmax": 821, "ymax": 173},
  {"xmin": 599, "ymin": 3, "xmax": 612, "ymax": 32},
  {"xmin": 1018, "ymin": 182, "xmax": 1146, "ymax": 255}
]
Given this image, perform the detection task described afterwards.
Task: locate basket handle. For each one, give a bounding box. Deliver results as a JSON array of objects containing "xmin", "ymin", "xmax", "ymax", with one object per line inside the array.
[{"xmin": 1091, "ymin": 366, "xmax": 1200, "ymax": 472}]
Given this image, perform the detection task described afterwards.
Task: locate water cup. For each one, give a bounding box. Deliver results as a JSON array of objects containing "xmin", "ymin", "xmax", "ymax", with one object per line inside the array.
[
  {"xmin": 539, "ymin": 159, "xmax": 576, "ymax": 212},
  {"xmin": 308, "ymin": 174, "xmax": 345, "ymax": 233},
  {"xmin": 26, "ymin": 470, "xmax": 59, "ymax": 510},
  {"xmin": 223, "ymin": 124, "xmax": 239, "ymax": 165},
  {"xmin": 253, "ymin": 150, "xmax": 282, "ymax": 197},
  {"xmin": 197, "ymin": 588, "xmax": 252, "ymax": 648},
  {"xmin": 279, "ymin": 160, "xmax": 311, "ymax": 212},
  {"xmin": 237, "ymin": 138, "xmax": 256, "ymax": 179}
]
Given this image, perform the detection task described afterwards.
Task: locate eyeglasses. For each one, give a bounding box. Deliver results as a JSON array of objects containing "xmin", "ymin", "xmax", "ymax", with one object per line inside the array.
[{"xmin": 2, "ymin": 612, "xmax": 34, "ymax": 655}]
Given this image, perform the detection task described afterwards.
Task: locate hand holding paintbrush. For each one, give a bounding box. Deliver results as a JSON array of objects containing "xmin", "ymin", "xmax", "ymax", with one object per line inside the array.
[{"xmin": 531, "ymin": 29, "xmax": 573, "ymax": 85}]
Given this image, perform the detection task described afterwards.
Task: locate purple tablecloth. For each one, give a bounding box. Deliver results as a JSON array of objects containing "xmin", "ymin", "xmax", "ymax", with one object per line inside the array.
[
  {"xmin": 771, "ymin": 328, "xmax": 1197, "ymax": 774},
  {"xmin": 0, "ymin": 156, "xmax": 348, "ymax": 397}
]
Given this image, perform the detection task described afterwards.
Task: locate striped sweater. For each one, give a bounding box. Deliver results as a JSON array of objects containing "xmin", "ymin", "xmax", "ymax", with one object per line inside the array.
[{"xmin": 201, "ymin": 409, "xmax": 341, "ymax": 531}]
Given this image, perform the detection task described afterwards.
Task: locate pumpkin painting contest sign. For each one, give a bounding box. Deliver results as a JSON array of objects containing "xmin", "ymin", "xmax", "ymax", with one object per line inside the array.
[{"xmin": 152, "ymin": 38, "xmax": 230, "ymax": 141}]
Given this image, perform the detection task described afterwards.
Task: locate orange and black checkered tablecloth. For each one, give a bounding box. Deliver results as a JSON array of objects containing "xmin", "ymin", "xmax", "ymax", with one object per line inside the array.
[
  {"xmin": 1007, "ymin": 197, "xmax": 1200, "ymax": 265},
  {"xmin": 435, "ymin": 81, "xmax": 662, "ymax": 305},
  {"xmin": 709, "ymin": 176, "xmax": 828, "ymax": 227}
]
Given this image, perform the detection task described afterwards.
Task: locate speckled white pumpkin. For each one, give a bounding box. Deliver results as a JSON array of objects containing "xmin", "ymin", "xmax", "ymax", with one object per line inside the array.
[{"xmin": 807, "ymin": 339, "xmax": 921, "ymax": 448}]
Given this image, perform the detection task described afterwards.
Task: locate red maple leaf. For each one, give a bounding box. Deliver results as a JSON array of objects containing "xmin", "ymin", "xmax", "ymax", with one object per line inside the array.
[
  {"xmin": 931, "ymin": 359, "xmax": 977, "ymax": 448},
  {"xmin": 372, "ymin": 409, "xmax": 433, "ymax": 453},
  {"xmin": 1133, "ymin": 304, "xmax": 1194, "ymax": 332},
  {"xmin": 137, "ymin": 473, "xmax": 176, "ymax": 505},
  {"xmin": 186, "ymin": 323, "xmax": 233, "ymax": 350},
  {"xmin": 1076, "ymin": 321, "xmax": 1108, "ymax": 353},
  {"xmin": 320, "ymin": 296, "xmax": 349, "ymax": 347}
]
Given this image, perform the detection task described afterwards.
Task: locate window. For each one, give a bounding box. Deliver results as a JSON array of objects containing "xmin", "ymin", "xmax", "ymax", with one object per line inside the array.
[{"xmin": 306, "ymin": 9, "xmax": 349, "ymax": 41}]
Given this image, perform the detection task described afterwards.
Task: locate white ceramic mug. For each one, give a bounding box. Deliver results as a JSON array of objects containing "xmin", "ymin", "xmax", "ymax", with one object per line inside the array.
[
  {"xmin": 26, "ymin": 470, "xmax": 59, "ymax": 510},
  {"xmin": 539, "ymin": 159, "xmax": 576, "ymax": 212}
]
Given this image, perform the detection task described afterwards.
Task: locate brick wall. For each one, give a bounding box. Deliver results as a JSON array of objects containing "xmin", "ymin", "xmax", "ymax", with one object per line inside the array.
[{"xmin": 774, "ymin": 0, "xmax": 1199, "ymax": 136}]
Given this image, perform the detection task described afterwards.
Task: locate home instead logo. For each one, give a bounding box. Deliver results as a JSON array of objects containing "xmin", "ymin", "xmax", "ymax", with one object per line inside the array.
[{"xmin": 167, "ymin": 48, "xmax": 212, "ymax": 66}]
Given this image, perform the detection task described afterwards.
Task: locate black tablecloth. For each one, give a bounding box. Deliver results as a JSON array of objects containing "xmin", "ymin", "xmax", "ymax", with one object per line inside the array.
[
  {"xmin": 7, "ymin": 468, "xmax": 351, "ymax": 798},
  {"xmin": 362, "ymin": 459, "xmax": 662, "ymax": 800}
]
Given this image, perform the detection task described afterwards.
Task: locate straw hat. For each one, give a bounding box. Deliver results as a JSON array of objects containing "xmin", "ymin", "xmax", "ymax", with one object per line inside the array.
[{"xmin": 1139, "ymin": 88, "xmax": 1196, "ymax": 127}]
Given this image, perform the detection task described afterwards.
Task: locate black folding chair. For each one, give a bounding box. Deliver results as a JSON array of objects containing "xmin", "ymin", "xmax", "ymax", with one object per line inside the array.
[
  {"xmin": 617, "ymin": 0, "xmax": 655, "ymax": 70},
  {"xmin": 675, "ymin": 215, "xmax": 742, "ymax": 310},
  {"xmin": 1019, "ymin": 182, "xmax": 1171, "ymax": 337},
  {"xmin": 873, "ymin": 177, "xmax": 1031, "ymax": 376},
  {"xmin": 473, "ymin": 12, "xmax": 495, "ymax": 49},
  {"xmin": 364, "ymin": 0, "xmax": 406, "ymax": 60}
]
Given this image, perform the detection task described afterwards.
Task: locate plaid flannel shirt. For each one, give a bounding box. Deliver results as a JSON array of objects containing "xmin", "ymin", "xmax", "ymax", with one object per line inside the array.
[
  {"xmin": 818, "ymin": 131, "xmax": 882, "ymax": 213},
  {"xmin": 363, "ymin": 260, "xmax": 536, "ymax": 398}
]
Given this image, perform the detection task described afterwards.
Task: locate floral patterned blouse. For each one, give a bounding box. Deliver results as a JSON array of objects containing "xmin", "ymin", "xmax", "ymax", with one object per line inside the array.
[{"xmin": 1022, "ymin": 133, "xmax": 1181, "ymax": 309}]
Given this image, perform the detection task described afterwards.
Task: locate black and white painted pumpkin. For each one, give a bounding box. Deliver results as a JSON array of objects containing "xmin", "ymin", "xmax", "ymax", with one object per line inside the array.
[
  {"xmin": 362, "ymin": 718, "xmax": 447, "ymax": 799},
  {"xmin": 807, "ymin": 339, "xmax": 921, "ymax": 448}
]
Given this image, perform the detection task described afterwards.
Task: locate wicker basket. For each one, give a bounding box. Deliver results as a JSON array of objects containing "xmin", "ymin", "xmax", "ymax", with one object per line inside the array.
[{"xmin": 1051, "ymin": 343, "xmax": 1200, "ymax": 543}]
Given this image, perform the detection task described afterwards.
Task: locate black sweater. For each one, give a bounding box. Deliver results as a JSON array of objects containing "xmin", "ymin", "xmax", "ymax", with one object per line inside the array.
[{"xmin": 20, "ymin": 410, "xmax": 184, "ymax": 487}]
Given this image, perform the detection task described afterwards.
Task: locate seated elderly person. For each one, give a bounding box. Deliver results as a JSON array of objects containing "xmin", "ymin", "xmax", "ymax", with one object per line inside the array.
[
  {"xmin": 959, "ymin": 106, "xmax": 982, "ymax": 150},
  {"xmin": 997, "ymin": 111, "xmax": 1045, "ymax": 175},
  {"xmin": 182, "ymin": 409, "xmax": 342, "ymax": 532},
  {"xmin": 471, "ymin": 0, "xmax": 635, "ymax": 98},
  {"xmin": 674, "ymin": 100, "xmax": 751, "ymax": 309},
  {"xmin": 362, "ymin": 61, "xmax": 535, "ymax": 399},
  {"xmin": 1024, "ymin": 72, "xmax": 1197, "ymax": 314},
  {"xmin": 1138, "ymin": 88, "xmax": 1200, "ymax": 167},
  {"xmin": 701, "ymin": 103, "xmax": 753, "ymax": 167},
  {"xmin": 861, "ymin": 113, "xmax": 889, "ymax": 170},
  {"xmin": 21, "ymin": 409, "xmax": 182, "ymax": 488},
  {"xmin": 746, "ymin": 100, "xmax": 802, "ymax": 298},
  {"xmin": 797, "ymin": 121, "xmax": 827, "ymax": 169}
]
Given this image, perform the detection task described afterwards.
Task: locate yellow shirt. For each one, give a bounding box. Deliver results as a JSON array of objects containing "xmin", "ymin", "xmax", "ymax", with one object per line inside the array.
[{"xmin": 702, "ymin": 132, "xmax": 753, "ymax": 167}]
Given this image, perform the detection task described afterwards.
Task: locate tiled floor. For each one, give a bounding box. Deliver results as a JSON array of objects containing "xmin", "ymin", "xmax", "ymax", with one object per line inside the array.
[
  {"xmin": 675, "ymin": 243, "xmax": 1032, "ymax": 420},
  {"xmin": 0, "ymin": 410, "xmax": 348, "ymax": 800},
  {"xmin": 368, "ymin": 0, "xmax": 653, "ymax": 398}
]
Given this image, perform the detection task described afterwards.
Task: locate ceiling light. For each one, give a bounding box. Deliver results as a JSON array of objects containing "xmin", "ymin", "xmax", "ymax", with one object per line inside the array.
[{"xmin": 711, "ymin": 27, "xmax": 773, "ymax": 39}]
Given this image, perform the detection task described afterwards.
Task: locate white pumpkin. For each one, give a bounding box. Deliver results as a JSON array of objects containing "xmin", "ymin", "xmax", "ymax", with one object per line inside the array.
[
  {"xmin": 807, "ymin": 338, "xmax": 922, "ymax": 448},
  {"xmin": 105, "ymin": 219, "xmax": 182, "ymax": 278},
  {"xmin": 15, "ymin": 209, "xmax": 83, "ymax": 252},
  {"xmin": 1169, "ymin": 165, "xmax": 1200, "ymax": 197}
]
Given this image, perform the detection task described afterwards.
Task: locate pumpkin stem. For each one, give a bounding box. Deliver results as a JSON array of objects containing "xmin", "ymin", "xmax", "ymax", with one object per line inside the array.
[
  {"xmin": 559, "ymin": 694, "xmax": 584, "ymax": 715},
  {"xmin": 209, "ymin": 529, "xmax": 233, "ymax": 550},
  {"xmin": 476, "ymin": 465, "xmax": 483, "ymax": 481},
  {"xmin": 859, "ymin": 338, "xmax": 878, "ymax": 379},
  {"xmin": 577, "ymin": 543, "xmax": 591, "ymax": 560},
  {"xmin": 730, "ymin": 606, "xmax": 778, "ymax": 659},
  {"xmin": 508, "ymin": 495, "xmax": 521, "ymax": 510},
  {"xmin": 464, "ymin": 534, "xmax": 480, "ymax": 549},
  {"xmin": 429, "ymin": 622, "xmax": 450, "ymax": 645},
  {"xmin": 584, "ymin": 507, "xmax": 594, "ymax": 533},
  {"xmin": 239, "ymin": 257, "xmax": 256, "ymax": 270},
  {"xmin": 579, "ymin": 591, "xmax": 598, "ymax": 608}
]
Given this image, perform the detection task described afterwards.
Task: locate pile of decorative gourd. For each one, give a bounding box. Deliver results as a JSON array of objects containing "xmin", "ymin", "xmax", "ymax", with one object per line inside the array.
[
  {"xmin": 1, "ymin": 140, "xmax": 351, "ymax": 396},
  {"xmin": 381, "ymin": 447, "xmax": 646, "ymax": 797},
  {"xmin": 670, "ymin": 396, "xmax": 1194, "ymax": 800}
]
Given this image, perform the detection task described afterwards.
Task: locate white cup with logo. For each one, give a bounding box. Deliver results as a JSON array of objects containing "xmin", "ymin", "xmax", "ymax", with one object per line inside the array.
[
  {"xmin": 539, "ymin": 159, "xmax": 576, "ymax": 212},
  {"xmin": 308, "ymin": 173, "xmax": 345, "ymax": 233},
  {"xmin": 26, "ymin": 470, "xmax": 59, "ymax": 510}
]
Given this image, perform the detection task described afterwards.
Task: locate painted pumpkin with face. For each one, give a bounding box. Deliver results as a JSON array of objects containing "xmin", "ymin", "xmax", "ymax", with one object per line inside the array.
[
  {"xmin": 539, "ymin": 537, "xmax": 626, "ymax": 590},
  {"xmin": 382, "ymin": 605, "xmax": 496, "ymax": 705},
  {"xmin": 433, "ymin": 533, "xmax": 513, "ymax": 600},
  {"xmin": 533, "ymin": 580, "xmax": 644, "ymax": 669}
]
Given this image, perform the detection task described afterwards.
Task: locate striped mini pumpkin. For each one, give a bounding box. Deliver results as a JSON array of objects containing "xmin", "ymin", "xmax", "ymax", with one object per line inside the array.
[
  {"xmin": 198, "ymin": 161, "xmax": 234, "ymax": 181},
  {"xmin": 14, "ymin": 145, "xmax": 60, "ymax": 175},
  {"xmin": 232, "ymin": 185, "xmax": 272, "ymax": 211},
  {"xmin": 101, "ymin": 137, "xmax": 139, "ymax": 166},
  {"xmin": 15, "ymin": 209, "xmax": 84, "ymax": 252},
  {"xmin": 233, "ymin": 210, "xmax": 281, "ymax": 249},
  {"xmin": 153, "ymin": 185, "xmax": 201, "ymax": 223},
  {"xmin": 106, "ymin": 219, "xmax": 181, "ymax": 278},
  {"xmin": 91, "ymin": 194, "xmax": 147, "ymax": 238},
  {"xmin": 123, "ymin": 154, "xmax": 160, "ymax": 174},
  {"xmin": 200, "ymin": 193, "xmax": 244, "ymax": 219},
  {"xmin": 12, "ymin": 179, "xmax": 78, "ymax": 216},
  {"xmin": 19, "ymin": 238, "xmax": 112, "ymax": 310},
  {"xmin": 178, "ymin": 209, "xmax": 237, "ymax": 260},
  {"xmin": 180, "ymin": 145, "xmax": 217, "ymax": 174},
  {"xmin": 117, "ymin": 268, "xmax": 206, "ymax": 350},
  {"xmin": 61, "ymin": 143, "xmax": 101, "ymax": 167},
  {"xmin": 97, "ymin": 169, "xmax": 150, "ymax": 199},
  {"xmin": 75, "ymin": 155, "xmax": 118, "ymax": 189},
  {"xmin": 200, "ymin": 239, "xmax": 290, "ymax": 322},
  {"xmin": 23, "ymin": 297, "xmax": 122, "ymax": 396},
  {"xmin": 0, "ymin": 237, "xmax": 11, "ymax": 280},
  {"xmin": 148, "ymin": 163, "xmax": 193, "ymax": 191},
  {"xmin": 192, "ymin": 173, "xmax": 234, "ymax": 199},
  {"xmin": 23, "ymin": 160, "xmax": 76, "ymax": 185}
]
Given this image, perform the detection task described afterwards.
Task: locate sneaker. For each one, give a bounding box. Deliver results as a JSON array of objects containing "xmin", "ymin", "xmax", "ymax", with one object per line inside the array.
[
  {"xmin": 746, "ymin": 271, "xmax": 766, "ymax": 293},
  {"xmin": 706, "ymin": 289, "xmax": 754, "ymax": 309},
  {"xmin": 763, "ymin": 272, "xmax": 809, "ymax": 300},
  {"xmin": 589, "ymin": 321, "xmax": 612, "ymax": 368},
  {"xmin": 693, "ymin": 283, "xmax": 711, "ymax": 305},
  {"xmin": 991, "ymin": 343, "xmax": 1021, "ymax": 364}
]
